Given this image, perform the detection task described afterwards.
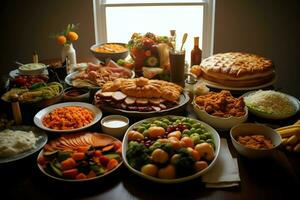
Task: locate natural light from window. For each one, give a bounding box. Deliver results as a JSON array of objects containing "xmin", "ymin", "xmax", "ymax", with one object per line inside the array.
[
  {"xmin": 93, "ymin": 0, "xmax": 215, "ymax": 61},
  {"xmin": 106, "ymin": 6, "xmax": 203, "ymax": 62}
]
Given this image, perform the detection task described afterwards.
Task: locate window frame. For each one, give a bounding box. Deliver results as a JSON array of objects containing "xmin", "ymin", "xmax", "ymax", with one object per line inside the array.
[{"xmin": 93, "ymin": 0, "xmax": 215, "ymax": 58}]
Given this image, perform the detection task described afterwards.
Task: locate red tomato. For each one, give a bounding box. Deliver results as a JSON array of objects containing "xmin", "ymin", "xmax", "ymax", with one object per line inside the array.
[
  {"xmin": 99, "ymin": 156, "xmax": 110, "ymax": 166},
  {"xmin": 62, "ymin": 168, "xmax": 79, "ymax": 179}
]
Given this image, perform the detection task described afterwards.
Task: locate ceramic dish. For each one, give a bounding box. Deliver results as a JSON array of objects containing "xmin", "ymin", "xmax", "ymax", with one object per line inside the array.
[
  {"xmin": 37, "ymin": 133, "xmax": 122, "ymax": 182},
  {"xmin": 230, "ymin": 123, "xmax": 282, "ymax": 158},
  {"xmin": 63, "ymin": 87, "xmax": 90, "ymax": 102},
  {"xmin": 34, "ymin": 102, "xmax": 102, "ymax": 133},
  {"xmin": 90, "ymin": 43, "xmax": 129, "ymax": 62},
  {"xmin": 192, "ymin": 100, "xmax": 248, "ymax": 131},
  {"xmin": 122, "ymin": 115, "xmax": 220, "ymax": 184},
  {"xmin": 0, "ymin": 125, "xmax": 47, "ymax": 164},
  {"xmin": 9, "ymin": 69, "xmax": 48, "ymax": 78},
  {"xmin": 65, "ymin": 69, "xmax": 135, "ymax": 90},
  {"xmin": 101, "ymin": 115, "xmax": 129, "ymax": 139},
  {"xmin": 199, "ymin": 75, "xmax": 277, "ymax": 91},
  {"xmin": 18, "ymin": 63, "xmax": 47, "ymax": 75},
  {"xmin": 96, "ymin": 92, "xmax": 190, "ymax": 118},
  {"xmin": 242, "ymin": 90, "xmax": 300, "ymax": 120}
]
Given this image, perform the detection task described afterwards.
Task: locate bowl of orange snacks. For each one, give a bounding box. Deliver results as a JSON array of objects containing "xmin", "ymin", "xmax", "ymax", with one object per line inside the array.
[
  {"xmin": 192, "ymin": 90, "xmax": 248, "ymax": 130},
  {"xmin": 230, "ymin": 123, "xmax": 281, "ymax": 159},
  {"xmin": 34, "ymin": 102, "xmax": 102, "ymax": 133},
  {"xmin": 90, "ymin": 43, "xmax": 129, "ymax": 62}
]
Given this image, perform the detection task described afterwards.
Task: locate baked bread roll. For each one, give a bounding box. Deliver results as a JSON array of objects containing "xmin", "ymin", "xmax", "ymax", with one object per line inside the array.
[{"xmin": 102, "ymin": 77, "xmax": 182, "ymax": 102}]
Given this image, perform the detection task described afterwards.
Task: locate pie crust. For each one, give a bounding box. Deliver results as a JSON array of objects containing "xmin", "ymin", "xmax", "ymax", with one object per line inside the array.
[{"xmin": 200, "ymin": 52, "xmax": 275, "ymax": 87}]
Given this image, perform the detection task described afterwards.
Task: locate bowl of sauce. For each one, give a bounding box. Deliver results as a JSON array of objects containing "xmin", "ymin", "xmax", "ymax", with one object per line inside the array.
[
  {"xmin": 63, "ymin": 87, "xmax": 90, "ymax": 102},
  {"xmin": 101, "ymin": 115, "xmax": 129, "ymax": 139}
]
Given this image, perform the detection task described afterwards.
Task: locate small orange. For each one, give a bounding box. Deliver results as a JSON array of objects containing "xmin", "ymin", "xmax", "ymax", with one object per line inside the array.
[
  {"xmin": 57, "ymin": 35, "xmax": 67, "ymax": 45},
  {"xmin": 67, "ymin": 31, "xmax": 79, "ymax": 41}
]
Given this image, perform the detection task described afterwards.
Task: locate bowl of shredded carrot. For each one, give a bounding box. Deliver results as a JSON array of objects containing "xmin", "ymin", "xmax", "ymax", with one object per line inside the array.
[{"xmin": 34, "ymin": 102, "xmax": 102, "ymax": 132}]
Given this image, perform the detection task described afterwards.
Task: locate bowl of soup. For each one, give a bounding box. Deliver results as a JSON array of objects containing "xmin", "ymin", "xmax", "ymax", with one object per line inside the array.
[{"xmin": 101, "ymin": 115, "xmax": 129, "ymax": 139}]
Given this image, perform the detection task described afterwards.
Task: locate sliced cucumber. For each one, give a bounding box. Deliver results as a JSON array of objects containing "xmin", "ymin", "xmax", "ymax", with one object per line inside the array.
[{"xmin": 145, "ymin": 56, "xmax": 159, "ymax": 67}]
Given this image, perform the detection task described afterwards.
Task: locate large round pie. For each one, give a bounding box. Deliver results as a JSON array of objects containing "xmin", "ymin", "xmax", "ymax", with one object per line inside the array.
[{"xmin": 200, "ymin": 52, "xmax": 275, "ymax": 87}]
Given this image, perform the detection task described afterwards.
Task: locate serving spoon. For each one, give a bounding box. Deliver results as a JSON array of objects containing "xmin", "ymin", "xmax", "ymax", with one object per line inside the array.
[{"xmin": 180, "ymin": 33, "xmax": 188, "ymax": 51}]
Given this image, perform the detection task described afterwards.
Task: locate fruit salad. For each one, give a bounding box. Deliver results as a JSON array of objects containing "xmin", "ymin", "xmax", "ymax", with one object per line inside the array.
[{"xmin": 125, "ymin": 116, "xmax": 216, "ymax": 179}]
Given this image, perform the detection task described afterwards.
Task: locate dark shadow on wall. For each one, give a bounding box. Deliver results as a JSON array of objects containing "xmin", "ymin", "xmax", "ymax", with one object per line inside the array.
[
  {"xmin": 0, "ymin": 0, "xmax": 95, "ymax": 76},
  {"xmin": 214, "ymin": 0, "xmax": 300, "ymax": 98}
]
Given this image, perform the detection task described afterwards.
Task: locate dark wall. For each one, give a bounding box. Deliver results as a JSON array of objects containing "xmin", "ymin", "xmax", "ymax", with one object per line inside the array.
[
  {"xmin": 214, "ymin": 0, "xmax": 300, "ymax": 97},
  {"xmin": 0, "ymin": 0, "xmax": 94, "ymax": 75},
  {"xmin": 1, "ymin": 0, "xmax": 299, "ymax": 97}
]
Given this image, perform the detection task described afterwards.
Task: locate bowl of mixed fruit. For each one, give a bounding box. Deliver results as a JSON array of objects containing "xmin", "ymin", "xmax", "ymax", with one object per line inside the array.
[{"xmin": 122, "ymin": 116, "xmax": 220, "ymax": 183}]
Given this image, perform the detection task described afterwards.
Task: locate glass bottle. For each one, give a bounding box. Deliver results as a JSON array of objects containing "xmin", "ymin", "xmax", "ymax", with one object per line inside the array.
[
  {"xmin": 10, "ymin": 94, "xmax": 22, "ymax": 125},
  {"xmin": 65, "ymin": 56, "xmax": 72, "ymax": 74},
  {"xmin": 190, "ymin": 37, "xmax": 202, "ymax": 66},
  {"xmin": 170, "ymin": 30, "xmax": 176, "ymax": 50},
  {"xmin": 33, "ymin": 51, "xmax": 39, "ymax": 63}
]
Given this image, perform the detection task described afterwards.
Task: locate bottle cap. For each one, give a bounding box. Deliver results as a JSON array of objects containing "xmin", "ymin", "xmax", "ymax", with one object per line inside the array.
[{"xmin": 170, "ymin": 30, "xmax": 176, "ymax": 36}]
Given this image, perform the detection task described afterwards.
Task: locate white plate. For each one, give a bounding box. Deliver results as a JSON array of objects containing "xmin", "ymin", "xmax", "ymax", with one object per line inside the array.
[
  {"xmin": 34, "ymin": 102, "xmax": 102, "ymax": 133},
  {"xmin": 65, "ymin": 68, "xmax": 135, "ymax": 89},
  {"xmin": 37, "ymin": 133, "xmax": 122, "ymax": 182},
  {"xmin": 95, "ymin": 91, "xmax": 190, "ymax": 118},
  {"xmin": 242, "ymin": 90, "xmax": 300, "ymax": 119},
  {"xmin": 122, "ymin": 115, "xmax": 220, "ymax": 184},
  {"xmin": 65, "ymin": 71, "xmax": 99, "ymax": 89},
  {"xmin": 9, "ymin": 69, "xmax": 49, "ymax": 78},
  {"xmin": 200, "ymin": 75, "xmax": 277, "ymax": 91},
  {"xmin": 0, "ymin": 126, "xmax": 47, "ymax": 164}
]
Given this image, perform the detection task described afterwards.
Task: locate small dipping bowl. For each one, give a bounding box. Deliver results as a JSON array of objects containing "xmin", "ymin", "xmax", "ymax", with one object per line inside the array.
[
  {"xmin": 230, "ymin": 123, "xmax": 282, "ymax": 159},
  {"xmin": 63, "ymin": 87, "xmax": 90, "ymax": 102},
  {"xmin": 101, "ymin": 115, "xmax": 129, "ymax": 139}
]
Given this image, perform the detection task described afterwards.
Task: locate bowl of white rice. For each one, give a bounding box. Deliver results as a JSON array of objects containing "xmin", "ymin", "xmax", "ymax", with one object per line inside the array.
[{"xmin": 243, "ymin": 90, "xmax": 300, "ymax": 120}]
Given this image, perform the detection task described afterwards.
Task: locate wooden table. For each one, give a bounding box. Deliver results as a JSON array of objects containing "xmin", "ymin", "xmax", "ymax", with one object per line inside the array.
[{"xmin": 1, "ymin": 58, "xmax": 299, "ymax": 200}]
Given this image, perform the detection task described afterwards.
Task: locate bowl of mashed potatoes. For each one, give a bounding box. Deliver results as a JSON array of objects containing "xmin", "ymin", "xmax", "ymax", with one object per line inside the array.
[{"xmin": 0, "ymin": 126, "xmax": 47, "ymax": 163}]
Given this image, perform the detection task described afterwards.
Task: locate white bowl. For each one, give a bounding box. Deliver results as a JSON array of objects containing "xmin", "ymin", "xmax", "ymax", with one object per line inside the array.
[
  {"xmin": 101, "ymin": 115, "xmax": 129, "ymax": 139},
  {"xmin": 192, "ymin": 101, "xmax": 248, "ymax": 131},
  {"xmin": 18, "ymin": 63, "xmax": 46, "ymax": 75},
  {"xmin": 34, "ymin": 102, "xmax": 102, "ymax": 133},
  {"xmin": 243, "ymin": 90, "xmax": 300, "ymax": 120},
  {"xmin": 90, "ymin": 43, "xmax": 129, "ymax": 62},
  {"xmin": 122, "ymin": 115, "xmax": 221, "ymax": 184},
  {"xmin": 230, "ymin": 123, "xmax": 282, "ymax": 159}
]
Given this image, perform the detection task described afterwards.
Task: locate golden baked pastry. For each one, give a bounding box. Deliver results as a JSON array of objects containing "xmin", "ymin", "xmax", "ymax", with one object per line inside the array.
[
  {"xmin": 102, "ymin": 77, "xmax": 182, "ymax": 102},
  {"xmin": 200, "ymin": 52, "xmax": 275, "ymax": 87}
]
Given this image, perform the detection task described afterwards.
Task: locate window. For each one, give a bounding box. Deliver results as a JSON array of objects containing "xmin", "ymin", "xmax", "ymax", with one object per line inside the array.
[{"xmin": 93, "ymin": 0, "xmax": 215, "ymax": 62}]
